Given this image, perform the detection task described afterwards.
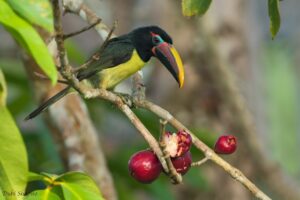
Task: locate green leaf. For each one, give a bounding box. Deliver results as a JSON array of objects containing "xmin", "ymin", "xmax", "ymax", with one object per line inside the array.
[
  {"xmin": 65, "ymin": 40, "xmax": 86, "ymax": 65},
  {"xmin": 0, "ymin": 0, "xmax": 57, "ymax": 84},
  {"xmin": 0, "ymin": 188, "xmax": 5, "ymax": 200},
  {"xmin": 182, "ymin": 0, "xmax": 212, "ymax": 17},
  {"xmin": 60, "ymin": 183, "xmax": 103, "ymax": 200},
  {"xmin": 268, "ymin": 0, "xmax": 281, "ymax": 39},
  {"xmin": 0, "ymin": 70, "xmax": 7, "ymax": 106},
  {"xmin": 263, "ymin": 46, "xmax": 300, "ymax": 175},
  {"xmin": 28, "ymin": 172, "xmax": 61, "ymax": 186},
  {"xmin": 28, "ymin": 172, "xmax": 47, "ymax": 182},
  {"xmin": 0, "ymin": 106, "xmax": 28, "ymax": 200},
  {"xmin": 27, "ymin": 172, "xmax": 104, "ymax": 200},
  {"xmin": 6, "ymin": 0, "xmax": 53, "ymax": 32},
  {"xmin": 55, "ymin": 172, "xmax": 104, "ymax": 200},
  {"xmin": 25, "ymin": 189, "xmax": 61, "ymax": 200}
]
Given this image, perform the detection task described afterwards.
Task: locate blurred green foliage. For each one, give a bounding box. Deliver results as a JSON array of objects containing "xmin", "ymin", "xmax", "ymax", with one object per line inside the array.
[
  {"xmin": 1, "ymin": 59, "xmax": 213, "ymax": 200},
  {"xmin": 25, "ymin": 190, "xmax": 60, "ymax": 200},
  {"xmin": 0, "ymin": 0, "xmax": 297, "ymax": 196},
  {"xmin": 0, "ymin": 70, "xmax": 28, "ymax": 200},
  {"xmin": 181, "ymin": 0, "xmax": 281, "ymax": 38},
  {"xmin": 1, "ymin": 39, "xmax": 212, "ymax": 200},
  {"xmin": 263, "ymin": 43, "xmax": 300, "ymax": 177},
  {"xmin": 0, "ymin": 0, "xmax": 57, "ymax": 84},
  {"xmin": 181, "ymin": 0, "xmax": 212, "ymax": 17},
  {"xmin": 6, "ymin": 0, "xmax": 53, "ymax": 32}
]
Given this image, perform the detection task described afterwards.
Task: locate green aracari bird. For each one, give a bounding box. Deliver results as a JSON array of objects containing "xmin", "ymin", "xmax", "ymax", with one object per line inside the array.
[{"xmin": 25, "ymin": 26, "xmax": 184, "ymax": 120}]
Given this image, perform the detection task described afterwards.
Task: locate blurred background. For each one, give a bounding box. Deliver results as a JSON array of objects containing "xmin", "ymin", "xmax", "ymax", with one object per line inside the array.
[{"xmin": 1, "ymin": 0, "xmax": 300, "ymax": 199}]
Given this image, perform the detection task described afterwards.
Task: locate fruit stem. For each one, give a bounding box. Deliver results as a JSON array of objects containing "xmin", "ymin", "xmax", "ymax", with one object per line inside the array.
[
  {"xmin": 159, "ymin": 120, "xmax": 182, "ymax": 184},
  {"xmin": 191, "ymin": 157, "xmax": 209, "ymax": 167},
  {"xmin": 159, "ymin": 119, "xmax": 168, "ymax": 143}
]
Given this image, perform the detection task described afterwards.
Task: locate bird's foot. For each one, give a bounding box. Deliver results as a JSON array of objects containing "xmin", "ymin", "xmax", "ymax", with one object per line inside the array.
[{"xmin": 114, "ymin": 92, "xmax": 135, "ymax": 108}]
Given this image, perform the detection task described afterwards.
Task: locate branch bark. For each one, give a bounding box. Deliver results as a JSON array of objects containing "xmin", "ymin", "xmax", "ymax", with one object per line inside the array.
[
  {"xmin": 22, "ymin": 2, "xmax": 118, "ymax": 200},
  {"xmin": 50, "ymin": 0, "xmax": 272, "ymax": 199},
  {"xmin": 196, "ymin": 1, "xmax": 300, "ymax": 199},
  {"xmin": 135, "ymin": 100, "xmax": 271, "ymax": 200}
]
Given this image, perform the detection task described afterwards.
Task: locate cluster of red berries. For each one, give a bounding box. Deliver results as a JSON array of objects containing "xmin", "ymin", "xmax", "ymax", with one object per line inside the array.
[
  {"xmin": 128, "ymin": 130, "xmax": 192, "ymax": 183},
  {"xmin": 128, "ymin": 131, "xmax": 237, "ymax": 183}
]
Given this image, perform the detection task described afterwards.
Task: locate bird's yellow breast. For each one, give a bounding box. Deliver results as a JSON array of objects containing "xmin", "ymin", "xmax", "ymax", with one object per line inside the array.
[{"xmin": 99, "ymin": 50, "xmax": 146, "ymax": 89}]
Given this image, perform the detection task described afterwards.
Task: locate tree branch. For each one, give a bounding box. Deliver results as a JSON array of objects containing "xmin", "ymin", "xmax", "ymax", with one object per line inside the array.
[
  {"xmin": 53, "ymin": 0, "xmax": 272, "ymax": 199},
  {"xmin": 72, "ymin": 21, "xmax": 117, "ymax": 73},
  {"xmin": 192, "ymin": 157, "xmax": 209, "ymax": 167},
  {"xmin": 159, "ymin": 120, "xmax": 182, "ymax": 184},
  {"xmin": 135, "ymin": 99, "xmax": 271, "ymax": 200},
  {"xmin": 33, "ymin": 72, "xmax": 69, "ymax": 84},
  {"xmin": 132, "ymin": 71, "xmax": 146, "ymax": 102},
  {"xmin": 49, "ymin": 1, "xmax": 118, "ymax": 200},
  {"xmin": 63, "ymin": 0, "xmax": 116, "ymax": 39},
  {"xmin": 63, "ymin": 18, "xmax": 102, "ymax": 40}
]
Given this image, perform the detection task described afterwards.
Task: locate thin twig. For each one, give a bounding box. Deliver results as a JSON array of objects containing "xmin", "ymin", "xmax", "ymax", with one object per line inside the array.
[
  {"xmin": 57, "ymin": 1, "xmax": 271, "ymax": 199},
  {"xmin": 63, "ymin": 19, "xmax": 102, "ymax": 40},
  {"xmin": 164, "ymin": 154, "xmax": 182, "ymax": 184},
  {"xmin": 34, "ymin": 72, "xmax": 69, "ymax": 84},
  {"xmin": 132, "ymin": 71, "xmax": 146, "ymax": 101},
  {"xmin": 52, "ymin": 0, "xmax": 82, "ymax": 92},
  {"xmin": 159, "ymin": 120, "xmax": 182, "ymax": 184},
  {"xmin": 82, "ymin": 89, "xmax": 169, "ymax": 173},
  {"xmin": 55, "ymin": 2, "xmax": 168, "ymax": 174},
  {"xmin": 192, "ymin": 157, "xmax": 209, "ymax": 167},
  {"xmin": 159, "ymin": 119, "xmax": 168, "ymax": 142},
  {"xmin": 72, "ymin": 21, "xmax": 118, "ymax": 73},
  {"xmin": 135, "ymin": 100, "xmax": 271, "ymax": 200},
  {"xmin": 63, "ymin": 0, "xmax": 116, "ymax": 39},
  {"xmin": 51, "ymin": 2, "xmax": 118, "ymax": 200},
  {"xmin": 52, "ymin": 0, "xmax": 67, "ymax": 71},
  {"xmin": 51, "ymin": 4, "xmax": 169, "ymax": 171}
]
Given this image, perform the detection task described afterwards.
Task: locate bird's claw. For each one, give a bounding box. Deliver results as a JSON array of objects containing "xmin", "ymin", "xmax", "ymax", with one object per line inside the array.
[{"xmin": 115, "ymin": 92, "xmax": 135, "ymax": 108}]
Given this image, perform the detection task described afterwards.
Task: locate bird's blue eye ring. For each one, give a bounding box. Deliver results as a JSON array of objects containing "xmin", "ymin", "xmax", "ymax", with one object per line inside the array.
[{"xmin": 152, "ymin": 35, "xmax": 163, "ymax": 45}]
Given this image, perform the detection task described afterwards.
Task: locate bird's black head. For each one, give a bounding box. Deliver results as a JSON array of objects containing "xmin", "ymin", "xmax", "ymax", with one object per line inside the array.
[
  {"xmin": 129, "ymin": 26, "xmax": 184, "ymax": 88},
  {"xmin": 130, "ymin": 26, "xmax": 173, "ymax": 61}
]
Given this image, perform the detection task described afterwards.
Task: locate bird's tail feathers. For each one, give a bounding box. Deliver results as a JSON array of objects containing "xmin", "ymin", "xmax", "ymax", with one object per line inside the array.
[{"xmin": 25, "ymin": 86, "xmax": 71, "ymax": 120}]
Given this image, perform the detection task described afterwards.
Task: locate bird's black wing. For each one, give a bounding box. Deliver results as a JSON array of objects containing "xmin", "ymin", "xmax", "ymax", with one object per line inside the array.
[
  {"xmin": 77, "ymin": 35, "xmax": 134, "ymax": 81},
  {"xmin": 25, "ymin": 36, "xmax": 134, "ymax": 120}
]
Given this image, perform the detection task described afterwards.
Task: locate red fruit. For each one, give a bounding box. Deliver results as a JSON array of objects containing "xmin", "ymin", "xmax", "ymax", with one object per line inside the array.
[
  {"xmin": 128, "ymin": 150, "xmax": 162, "ymax": 183},
  {"xmin": 162, "ymin": 130, "xmax": 192, "ymax": 158},
  {"xmin": 171, "ymin": 151, "xmax": 192, "ymax": 175},
  {"xmin": 214, "ymin": 135, "xmax": 237, "ymax": 154},
  {"xmin": 177, "ymin": 130, "xmax": 192, "ymax": 156}
]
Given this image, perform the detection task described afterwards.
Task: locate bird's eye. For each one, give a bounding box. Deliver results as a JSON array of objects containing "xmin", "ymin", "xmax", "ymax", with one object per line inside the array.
[{"xmin": 152, "ymin": 36, "xmax": 161, "ymax": 45}]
